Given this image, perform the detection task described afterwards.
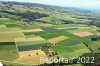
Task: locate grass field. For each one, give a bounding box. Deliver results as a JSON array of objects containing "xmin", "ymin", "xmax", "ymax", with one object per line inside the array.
[
  {"xmin": 0, "ymin": 42, "xmax": 18, "ymax": 61},
  {"xmin": 53, "ymin": 44, "xmax": 91, "ymax": 57}
]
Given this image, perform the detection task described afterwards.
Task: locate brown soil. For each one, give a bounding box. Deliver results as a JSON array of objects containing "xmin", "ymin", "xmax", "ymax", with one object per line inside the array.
[
  {"xmin": 74, "ymin": 32, "xmax": 93, "ymax": 37},
  {"xmin": 48, "ymin": 36, "xmax": 69, "ymax": 45}
]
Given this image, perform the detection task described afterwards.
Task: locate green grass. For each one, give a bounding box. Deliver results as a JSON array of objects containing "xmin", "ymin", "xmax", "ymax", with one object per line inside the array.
[
  {"xmin": 53, "ymin": 44, "xmax": 91, "ymax": 57},
  {"xmin": 6, "ymin": 24, "xmax": 21, "ymax": 27},
  {"xmin": 60, "ymin": 32, "xmax": 92, "ymax": 45},
  {"xmin": 41, "ymin": 27, "xmax": 59, "ymax": 33},
  {"xmin": 16, "ymin": 40, "xmax": 50, "ymax": 47},
  {"xmin": 25, "ymin": 34, "xmax": 36, "ymax": 38},
  {"xmin": 89, "ymin": 41, "xmax": 100, "ymax": 53},
  {"xmin": 57, "ymin": 38, "xmax": 82, "ymax": 46},
  {"xmin": 0, "ymin": 42, "xmax": 18, "ymax": 61},
  {"xmin": 40, "ymin": 32, "xmax": 62, "ymax": 40},
  {"xmin": 24, "ymin": 31, "xmax": 48, "ymax": 36}
]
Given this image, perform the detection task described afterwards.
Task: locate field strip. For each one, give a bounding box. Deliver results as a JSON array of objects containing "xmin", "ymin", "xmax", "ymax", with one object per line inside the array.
[
  {"xmin": 15, "ymin": 49, "xmax": 47, "ymax": 64},
  {"xmin": 96, "ymin": 33, "xmax": 100, "ymax": 36},
  {"xmin": 48, "ymin": 36, "xmax": 69, "ymax": 45},
  {"xmin": 0, "ymin": 38, "xmax": 14, "ymax": 42},
  {"xmin": 15, "ymin": 56, "xmax": 47, "ymax": 64},
  {"xmin": 0, "ymin": 28, "xmax": 44, "ymax": 33},
  {"xmin": 74, "ymin": 32, "xmax": 93, "ymax": 37},
  {"xmin": 15, "ymin": 36, "xmax": 45, "ymax": 42},
  {"xmin": 0, "ymin": 25, "xmax": 6, "ymax": 28},
  {"xmin": 21, "ymin": 28, "xmax": 44, "ymax": 32},
  {"xmin": 19, "ymin": 49, "xmax": 47, "ymax": 58},
  {"xmin": 0, "ymin": 31, "xmax": 22, "ymax": 33},
  {"xmin": 0, "ymin": 60, "xmax": 37, "ymax": 65}
]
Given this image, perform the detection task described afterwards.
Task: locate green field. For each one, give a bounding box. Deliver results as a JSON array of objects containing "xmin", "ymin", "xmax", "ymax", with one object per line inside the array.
[{"xmin": 0, "ymin": 42, "xmax": 18, "ymax": 61}]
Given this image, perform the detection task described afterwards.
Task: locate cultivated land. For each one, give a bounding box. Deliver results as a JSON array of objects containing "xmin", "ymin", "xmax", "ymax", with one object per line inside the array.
[
  {"xmin": 0, "ymin": 22, "xmax": 99, "ymax": 65},
  {"xmin": 0, "ymin": 1, "xmax": 100, "ymax": 66}
]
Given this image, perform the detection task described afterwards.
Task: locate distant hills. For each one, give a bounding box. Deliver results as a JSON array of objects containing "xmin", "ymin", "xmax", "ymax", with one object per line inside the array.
[{"xmin": 0, "ymin": 1, "xmax": 100, "ymax": 27}]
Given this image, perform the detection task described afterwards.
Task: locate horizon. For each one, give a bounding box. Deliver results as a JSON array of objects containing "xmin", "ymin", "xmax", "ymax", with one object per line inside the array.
[{"xmin": 1, "ymin": 0, "xmax": 100, "ymax": 10}]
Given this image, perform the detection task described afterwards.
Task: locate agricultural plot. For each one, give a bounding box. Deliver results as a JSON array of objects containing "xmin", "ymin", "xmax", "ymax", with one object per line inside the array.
[
  {"xmin": 15, "ymin": 50, "xmax": 47, "ymax": 65},
  {"xmin": 48, "ymin": 36, "xmax": 69, "ymax": 45},
  {"xmin": 57, "ymin": 38, "xmax": 82, "ymax": 46},
  {"xmin": 53, "ymin": 44, "xmax": 91, "ymax": 57},
  {"xmin": 40, "ymin": 32, "xmax": 62, "ymax": 40},
  {"xmin": 74, "ymin": 32, "xmax": 93, "ymax": 37},
  {"xmin": 58, "ymin": 28, "xmax": 79, "ymax": 32},
  {"xmin": 55, "ymin": 32, "xmax": 92, "ymax": 45},
  {"xmin": 0, "ymin": 42, "xmax": 19, "ymax": 61},
  {"xmin": 22, "ymin": 28, "xmax": 44, "ymax": 32},
  {"xmin": 89, "ymin": 41, "xmax": 100, "ymax": 53},
  {"xmin": 0, "ymin": 32, "xmax": 14, "ymax": 42},
  {"xmin": 0, "ymin": 31, "xmax": 25, "ymax": 42},
  {"xmin": 7, "ymin": 27, "xmax": 22, "ymax": 31},
  {"xmin": 66, "ymin": 26, "xmax": 100, "ymax": 35},
  {"xmin": 15, "ymin": 36, "xmax": 45, "ymax": 42},
  {"xmin": 16, "ymin": 40, "xmax": 52, "ymax": 51},
  {"xmin": 6, "ymin": 24, "xmax": 21, "ymax": 27},
  {"xmin": 0, "ymin": 21, "xmax": 99, "ymax": 65},
  {"xmin": 84, "ymin": 34, "xmax": 99, "ymax": 39},
  {"xmin": 11, "ymin": 31, "xmax": 25, "ymax": 38},
  {"xmin": 0, "ymin": 25, "xmax": 6, "ymax": 28},
  {"xmin": 41, "ymin": 27, "xmax": 60, "ymax": 33},
  {"xmin": 24, "ymin": 31, "xmax": 48, "ymax": 36},
  {"xmin": 18, "ymin": 49, "xmax": 47, "ymax": 58}
]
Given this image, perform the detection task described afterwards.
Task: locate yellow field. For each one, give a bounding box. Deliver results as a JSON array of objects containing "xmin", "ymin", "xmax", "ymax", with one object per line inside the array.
[
  {"xmin": 8, "ymin": 27, "xmax": 22, "ymax": 31},
  {"xmin": 0, "ymin": 18, "xmax": 9, "ymax": 20},
  {"xmin": 15, "ymin": 36, "xmax": 45, "ymax": 42},
  {"xmin": 15, "ymin": 49, "xmax": 47, "ymax": 64},
  {"xmin": 21, "ymin": 28, "xmax": 44, "ymax": 32},
  {"xmin": 11, "ymin": 31, "xmax": 25, "ymax": 38},
  {"xmin": 19, "ymin": 49, "xmax": 47, "ymax": 58},
  {"xmin": 0, "ymin": 38, "xmax": 14, "ymax": 42},
  {"xmin": 0, "ymin": 32, "xmax": 13, "ymax": 38}
]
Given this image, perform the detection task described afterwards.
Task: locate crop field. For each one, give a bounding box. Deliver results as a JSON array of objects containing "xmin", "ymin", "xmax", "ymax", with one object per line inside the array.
[
  {"xmin": 48, "ymin": 36, "xmax": 69, "ymax": 45},
  {"xmin": 88, "ymin": 41, "xmax": 100, "ymax": 53},
  {"xmin": 0, "ymin": 42, "xmax": 19, "ymax": 61},
  {"xmin": 57, "ymin": 38, "xmax": 82, "ymax": 46},
  {"xmin": 0, "ymin": 23, "xmax": 100, "ymax": 65},
  {"xmin": 15, "ymin": 49, "xmax": 47, "ymax": 64},
  {"xmin": 17, "ymin": 41, "xmax": 52, "ymax": 51},
  {"xmin": 53, "ymin": 44, "xmax": 91, "ymax": 57}
]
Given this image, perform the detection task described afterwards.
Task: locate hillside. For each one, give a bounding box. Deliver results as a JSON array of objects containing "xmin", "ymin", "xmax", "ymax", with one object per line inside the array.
[{"xmin": 0, "ymin": 1, "xmax": 100, "ymax": 27}]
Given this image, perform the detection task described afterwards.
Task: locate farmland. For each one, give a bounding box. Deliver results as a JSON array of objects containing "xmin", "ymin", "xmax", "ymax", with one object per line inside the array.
[
  {"xmin": 0, "ymin": 20, "xmax": 99, "ymax": 65},
  {"xmin": 0, "ymin": 1, "xmax": 100, "ymax": 66}
]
